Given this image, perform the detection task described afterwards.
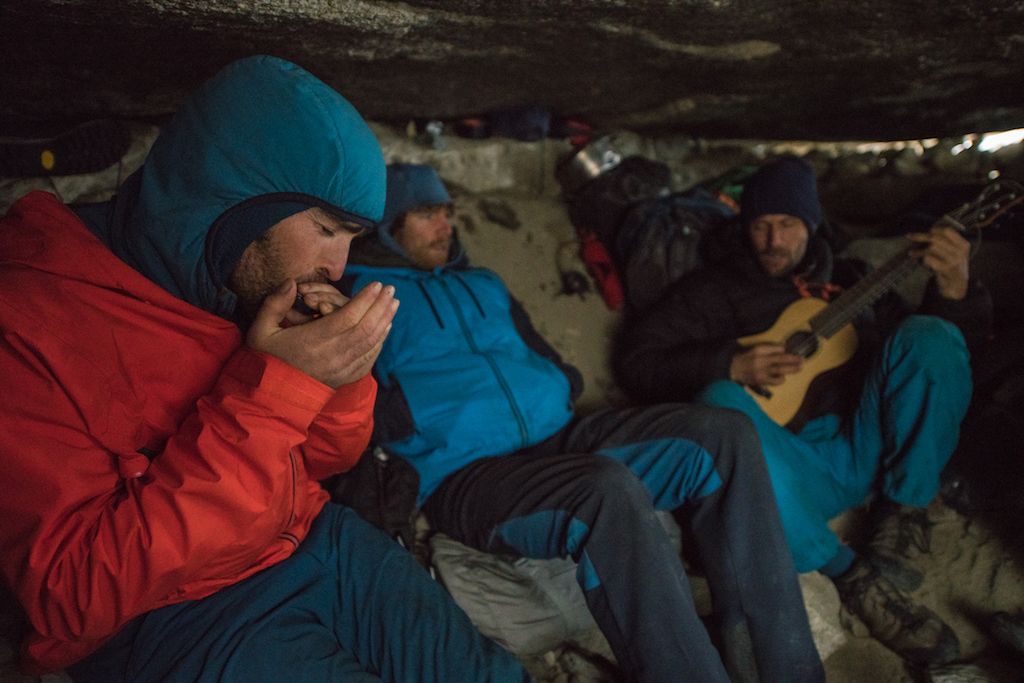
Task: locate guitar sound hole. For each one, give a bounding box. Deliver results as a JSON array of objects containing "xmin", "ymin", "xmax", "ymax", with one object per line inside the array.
[{"xmin": 786, "ymin": 331, "xmax": 818, "ymax": 358}]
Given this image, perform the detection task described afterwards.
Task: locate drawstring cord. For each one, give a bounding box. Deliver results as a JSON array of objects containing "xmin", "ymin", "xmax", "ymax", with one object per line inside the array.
[{"xmin": 791, "ymin": 274, "xmax": 843, "ymax": 301}]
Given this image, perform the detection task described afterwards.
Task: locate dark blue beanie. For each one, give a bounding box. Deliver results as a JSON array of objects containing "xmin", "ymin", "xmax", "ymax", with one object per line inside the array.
[
  {"xmin": 374, "ymin": 164, "xmax": 451, "ymax": 258},
  {"xmin": 380, "ymin": 164, "xmax": 451, "ymax": 233},
  {"xmin": 208, "ymin": 194, "xmax": 377, "ymax": 287},
  {"xmin": 741, "ymin": 156, "xmax": 822, "ymax": 233}
]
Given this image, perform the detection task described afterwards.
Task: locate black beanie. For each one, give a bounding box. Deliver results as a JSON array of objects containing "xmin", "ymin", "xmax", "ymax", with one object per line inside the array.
[
  {"xmin": 206, "ymin": 193, "xmax": 376, "ymax": 288},
  {"xmin": 741, "ymin": 156, "xmax": 823, "ymax": 234},
  {"xmin": 207, "ymin": 199, "xmax": 311, "ymax": 287}
]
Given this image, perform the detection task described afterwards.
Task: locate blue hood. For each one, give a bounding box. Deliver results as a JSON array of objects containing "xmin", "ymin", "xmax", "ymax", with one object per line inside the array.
[{"xmin": 77, "ymin": 55, "xmax": 385, "ymax": 317}]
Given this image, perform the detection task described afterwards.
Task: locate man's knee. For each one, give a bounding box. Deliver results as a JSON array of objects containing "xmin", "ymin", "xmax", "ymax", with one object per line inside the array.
[
  {"xmin": 698, "ymin": 403, "xmax": 759, "ymax": 443},
  {"xmin": 581, "ymin": 455, "xmax": 650, "ymax": 504},
  {"xmin": 698, "ymin": 379, "xmax": 751, "ymax": 410},
  {"xmin": 673, "ymin": 398, "xmax": 762, "ymax": 462},
  {"xmin": 310, "ymin": 502, "xmax": 412, "ymax": 569},
  {"xmin": 888, "ymin": 315, "xmax": 968, "ymax": 369}
]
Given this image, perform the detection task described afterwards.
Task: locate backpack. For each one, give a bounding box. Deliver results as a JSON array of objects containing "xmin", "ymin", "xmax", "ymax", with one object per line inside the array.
[
  {"xmin": 613, "ymin": 188, "xmax": 736, "ymax": 312},
  {"xmin": 563, "ymin": 155, "xmax": 672, "ymax": 245},
  {"xmin": 326, "ymin": 446, "xmax": 421, "ymax": 555}
]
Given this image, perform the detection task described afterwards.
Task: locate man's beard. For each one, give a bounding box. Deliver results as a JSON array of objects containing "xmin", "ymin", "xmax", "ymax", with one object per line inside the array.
[
  {"xmin": 758, "ymin": 248, "xmax": 799, "ymax": 277},
  {"xmin": 228, "ymin": 238, "xmax": 326, "ymax": 323},
  {"xmin": 428, "ymin": 237, "xmax": 451, "ymax": 256},
  {"xmin": 761, "ymin": 249, "xmax": 790, "ymax": 276}
]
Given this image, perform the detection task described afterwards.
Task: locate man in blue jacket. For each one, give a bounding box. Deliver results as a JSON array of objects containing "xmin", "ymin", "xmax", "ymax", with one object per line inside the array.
[{"xmin": 324, "ymin": 163, "xmax": 825, "ymax": 683}]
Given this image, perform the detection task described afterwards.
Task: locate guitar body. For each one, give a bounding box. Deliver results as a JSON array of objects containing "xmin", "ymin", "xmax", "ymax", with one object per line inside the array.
[{"xmin": 738, "ymin": 297, "xmax": 858, "ymax": 427}]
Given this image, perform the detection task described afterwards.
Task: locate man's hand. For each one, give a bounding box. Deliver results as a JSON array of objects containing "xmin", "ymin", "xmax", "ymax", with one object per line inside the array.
[
  {"xmin": 246, "ymin": 279, "xmax": 399, "ymax": 388},
  {"xmin": 283, "ymin": 282, "xmax": 352, "ymax": 325},
  {"xmin": 730, "ymin": 343, "xmax": 803, "ymax": 387},
  {"xmin": 906, "ymin": 225, "xmax": 970, "ymax": 300}
]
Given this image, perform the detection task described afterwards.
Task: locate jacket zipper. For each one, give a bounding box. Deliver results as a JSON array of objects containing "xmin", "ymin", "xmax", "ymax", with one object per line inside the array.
[
  {"xmin": 278, "ymin": 450, "xmax": 300, "ymax": 548},
  {"xmin": 436, "ymin": 276, "xmax": 529, "ymax": 447}
]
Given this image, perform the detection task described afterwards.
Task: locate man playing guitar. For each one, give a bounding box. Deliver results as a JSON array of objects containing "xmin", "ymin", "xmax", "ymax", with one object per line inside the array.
[{"xmin": 615, "ymin": 156, "xmax": 996, "ymax": 667}]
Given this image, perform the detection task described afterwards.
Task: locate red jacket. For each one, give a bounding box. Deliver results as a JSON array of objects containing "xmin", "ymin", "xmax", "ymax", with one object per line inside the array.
[{"xmin": 0, "ymin": 192, "xmax": 376, "ymax": 672}]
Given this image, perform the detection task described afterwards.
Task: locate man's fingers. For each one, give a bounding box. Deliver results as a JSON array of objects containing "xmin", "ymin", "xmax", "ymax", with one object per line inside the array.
[
  {"xmin": 298, "ymin": 282, "xmax": 350, "ymax": 313},
  {"xmin": 912, "ymin": 236, "xmax": 968, "ymax": 274},
  {"xmin": 931, "ymin": 225, "xmax": 967, "ymax": 240},
  {"xmin": 251, "ymin": 279, "xmax": 296, "ymax": 332},
  {"xmin": 283, "ymin": 307, "xmax": 315, "ymax": 325},
  {"xmin": 372, "ymin": 298, "xmax": 400, "ymax": 337},
  {"xmin": 297, "ymin": 282, "xmax": 345, "ymax": 295},
  {"xmin": 345, "ymin": 298, "xmax": 398, "ymax": 352},
  {"xmin": 750, "ymin": 343, "xmax": 786, "ymax": 357},
  {"xmin": 923, "ymin": 249, "xmax": 958, "ymax": 271},
  {"xmin": 356, "ymin": 285, "xmax": 399, "ymax": 331},
  {"xmin": 908, "ymin": 228, "xmax": 968, "ymax": 254},
  {"xmin": 318, "ymin": 283, "xmax": 397, "ymax": 337},
  {"xmin": 324, "ymin": 281, "xmax": 386, "ymax": 325},
  {"xmin": 303, "ymin": 288, "xmax": 397, "ymax": 375}
]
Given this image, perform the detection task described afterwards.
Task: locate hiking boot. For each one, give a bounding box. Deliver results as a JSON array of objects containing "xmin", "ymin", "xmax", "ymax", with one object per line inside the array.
[
  {"xmin": 990, "ymin": 611, "xmax": 1024, "ymax": 658},
  {"xmin": 866, "ymin": 501, "xmax": 932, "ymax": 592},
  {"xmin": 834, "ymin": 557, "xmax": 959, "ymax": 667},
  {"xmin": 0, "ymin": 119, "xmax": 130, "ymax": 177}
]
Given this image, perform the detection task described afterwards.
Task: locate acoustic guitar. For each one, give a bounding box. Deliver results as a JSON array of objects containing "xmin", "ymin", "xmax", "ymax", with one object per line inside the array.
[{"xmin": 739, "ymin": 179, "xmax": 1024, "ymax": 428}]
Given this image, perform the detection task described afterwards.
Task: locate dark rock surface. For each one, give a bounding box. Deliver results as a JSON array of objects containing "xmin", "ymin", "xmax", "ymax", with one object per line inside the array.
[{"xmin": 3, "ymin": 1, "xmax": 1024, "ymax": 139}]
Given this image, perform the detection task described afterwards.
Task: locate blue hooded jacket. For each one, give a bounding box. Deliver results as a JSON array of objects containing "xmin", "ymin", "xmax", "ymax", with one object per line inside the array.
[
  {"xmin": 344, "ymin": 164, "xmax": 579, "ymax": 503},
  {"xmin": 75, "ymin": 55, "xmax": 386, "ymax": 319}
]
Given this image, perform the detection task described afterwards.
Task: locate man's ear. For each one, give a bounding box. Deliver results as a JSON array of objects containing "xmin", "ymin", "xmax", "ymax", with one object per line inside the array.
[{"xmin": 390, "ymin": 214, "xmax": 406, "ymax": 238}]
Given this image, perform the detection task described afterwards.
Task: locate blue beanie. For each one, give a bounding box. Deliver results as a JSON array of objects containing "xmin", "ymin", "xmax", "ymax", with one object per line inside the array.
[
  {"xmin": 375, "ymin": 163, "xmax": 452, "ymax": 258},
  {"xmin": 380, "ymin": 163, "xmax": 451, "ymax": 233},
  {"xmin": 741, "ymin": 156, "xmax": 823, "ymax": 233}
]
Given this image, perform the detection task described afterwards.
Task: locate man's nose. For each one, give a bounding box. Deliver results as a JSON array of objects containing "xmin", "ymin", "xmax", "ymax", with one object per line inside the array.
[
  {"xmin": 431, "ymin": 211, "xmax": 453, "ymax": 236},
  {"xmin": 323, "ymin": 236, "xmax": 352, "ymax": 281},
  {"xmin": 768, "ymin": 226, "xmax": 784, "ymax": 248}
]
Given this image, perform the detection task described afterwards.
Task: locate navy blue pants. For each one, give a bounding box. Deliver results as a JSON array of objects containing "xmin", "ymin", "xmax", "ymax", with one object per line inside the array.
[
  {"xmin": 425, "ymin": 403, "xmax": 824, "ymax": 683},
  {"xmin": 700, "ymin": 315, "xmax": 972, "ymax": 573},
  {"xmin": 68, "ymin": 504, "xmax": 529, "ymax": 683}
]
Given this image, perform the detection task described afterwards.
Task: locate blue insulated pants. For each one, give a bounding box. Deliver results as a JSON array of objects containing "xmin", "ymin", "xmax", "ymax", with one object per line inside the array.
[
  {"xmin": 68, "ymin": 503, "xmax": 529, "ymax": 683},
  {"xmin": 424, "ymin": 403, "xmax": 823, "ymax": 683},
  {"xmin": 699, "ymin": 315, "xmax": 972, "ymax": 573}
]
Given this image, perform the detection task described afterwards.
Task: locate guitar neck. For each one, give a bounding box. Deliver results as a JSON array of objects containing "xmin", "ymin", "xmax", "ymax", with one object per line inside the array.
[
  {"xmin": 802, "ymin": 178, "xmax": 1019, "ymax": 339},
  {"xmin": 799, "ymin": 177, "xmax": 1022, "ymax": 345},
  {"xmin": 809, "ymin": 249, "xmax": 918, "ymax": 340}
]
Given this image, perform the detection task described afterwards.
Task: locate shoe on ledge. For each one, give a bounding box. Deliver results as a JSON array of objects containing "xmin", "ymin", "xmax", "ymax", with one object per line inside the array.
[
  {"xmin": 833, "ymin": 557, "xmax": 959, "ymax": 667},
  {"xmin": 866, "ymin": 501, "xmax": 932, "ymax": 592}
]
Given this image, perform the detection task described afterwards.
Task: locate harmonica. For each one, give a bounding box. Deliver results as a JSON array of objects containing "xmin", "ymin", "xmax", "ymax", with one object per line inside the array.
[{"xmin": 293, "ymin": 293, "xmax": 318, "ymax": 316}]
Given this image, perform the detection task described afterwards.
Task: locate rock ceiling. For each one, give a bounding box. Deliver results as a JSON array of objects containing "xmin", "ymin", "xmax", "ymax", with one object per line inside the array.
[{"xmin": 3, "ymin": 1, "xmax": 1024, "ymax": 141}]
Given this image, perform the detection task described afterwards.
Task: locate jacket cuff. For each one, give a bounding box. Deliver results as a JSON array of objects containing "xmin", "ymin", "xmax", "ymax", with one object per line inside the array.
[
  {"xmin": 710, "ymin": 343, "xmax": 741, "ymax": 384},
  {"xmin": 223, "ymin": 347, "xmax": 335, "ymax": 414},
  {"xmin": 921, "ymin": 277, "xmax": 988, "ymax": 323},
  {"xmin": 323, "ymin": 373, "xmax": 377, "ymax": 414}
]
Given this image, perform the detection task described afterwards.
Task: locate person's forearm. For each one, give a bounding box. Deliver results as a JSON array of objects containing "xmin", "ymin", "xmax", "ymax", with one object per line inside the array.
[
  {"xmin": 617, "ymin": 340, "xmax": 735, "ymax": 402},
  {"xmin": 920, "ymin": 277, "xmax": 994, "ymax": 349},
  {"xmin": 3, "ymin": 346, "xmax": 333, "ymax": 647},
  {"xmin": 302, "ymin": 373, "xmax": 377, "ymax": 480}
]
